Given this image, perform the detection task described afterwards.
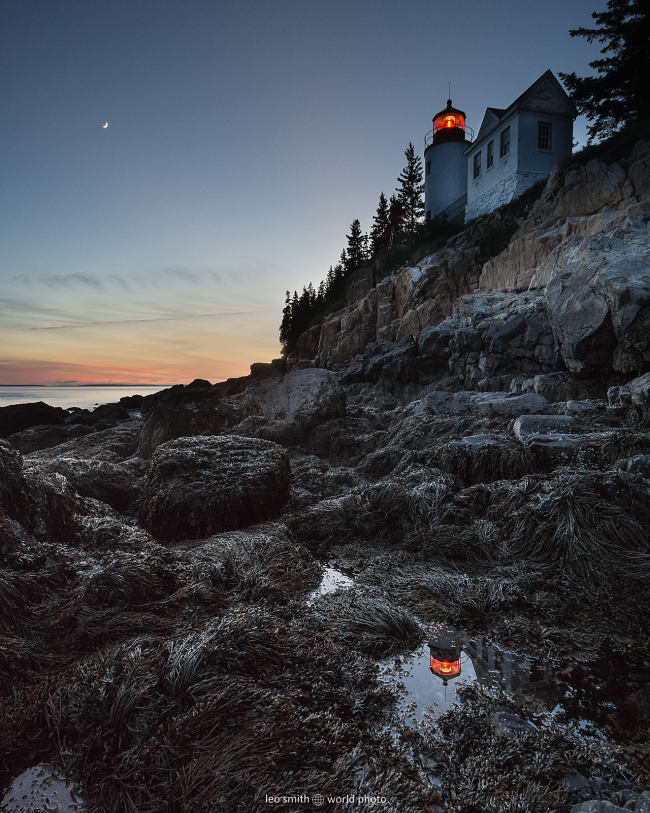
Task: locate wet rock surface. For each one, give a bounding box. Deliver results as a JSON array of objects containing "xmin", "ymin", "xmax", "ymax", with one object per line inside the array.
[
  {"xmin": 138, "ymin": 434, "xmax": 291, "ymax": 541},
  {"xmin": 0, "ymin": 401, "xmax": 66, "ymax": 437}
]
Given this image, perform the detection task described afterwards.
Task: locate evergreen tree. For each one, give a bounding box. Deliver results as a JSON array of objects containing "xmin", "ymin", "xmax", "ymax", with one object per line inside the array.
[
  {"xmin": 559, "ymin": 0, "xmax": 650, "ymax": 141},
  {"xmin": 345, "ymin": 219, "xmax": 366, "ymax": 273},
  {"xmin": 279, "ymin": 290, "xmax": 292, "ymax": 352},
  {"xmin": 370, "ymin": 192, "xmax": 391, "ymax": 255},
  {"xmin": 325, "ymin": 265, "xmax": 336, "ymax": 299},
  {"xmin": 388, "ymin": 194, "xmax": 405, "ymax": 246},
  {"xmin": 333, "ymin": 261, "xmax": 345, "ymax": 299},
  {"xmin": 395, "ymin": 143, "xmax": 425, "ymax": 235}
]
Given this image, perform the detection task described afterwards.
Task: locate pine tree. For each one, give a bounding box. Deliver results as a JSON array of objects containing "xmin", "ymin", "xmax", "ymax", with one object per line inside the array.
[
  {"xmin": 559, "ymin": 0, "xmax": 650, "ymax": 141},
  {"xmin": 388, "ymin": 194, "xmax": 405, "ymax": 246},
  {"xmin": 370, "ymin": 192, "xmax": 391, "ymax": 255},
  {"xmin": 279, "ymin": 290, "xmax": 292, "ymax": 353},
  {"xmin": 345, "ymin": 218, "xmax": 366, "ymax": 274},
  {"xmin": 395, "ymin": 142, "xmax": 425, "ymax": 235}
]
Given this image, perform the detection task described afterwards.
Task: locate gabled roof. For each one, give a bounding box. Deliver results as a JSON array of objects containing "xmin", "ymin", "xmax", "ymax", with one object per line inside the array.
[
  {"xmin": 469, "ymin": 70, "xmax": 577, "ymax": 151},
  {"xmin": 475, "ymin": 108, "xmax": 506, "ymax": 142}
]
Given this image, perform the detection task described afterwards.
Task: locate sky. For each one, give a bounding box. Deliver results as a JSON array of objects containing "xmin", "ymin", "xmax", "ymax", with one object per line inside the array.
[{"xmin": 0, "ymin": 0, "xmax": 601, "ymax": 385}]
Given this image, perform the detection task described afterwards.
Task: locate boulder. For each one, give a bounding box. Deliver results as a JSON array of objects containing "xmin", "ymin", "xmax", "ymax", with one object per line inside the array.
[
  {"xmin": 627, "ymin": 371, "xmax": 650, "ymax": 409},
  {"xmin": 236, "ymin": 368, "xmax": 346, "ymax": 425},
  {"xmin": 28, "ymin": 421, "xmax": 141, "ymax": 463},
  {"xmin": 607, "ymin": 384, "xmax": 632, "ymax": 409},
  {"xmin": 415, "ymin": 390, "xmax": 509, "ymax": 415},
  {"xmin": 533, "ymin": 372, "xmax": 582, "ymax": 402},
  {"xmin": 476, "ymin": 392, "xmax": 548, "ymax": 417},
  {"xmin": 426, "ymin": 433, "xmax": 534, "ymax": 484},
  {"xmin": 22, "ymin": 468, "xmax": 84, "ymax": 542},
  {"xmin": 607, "ymin": 372, "xmax": 650, "ymax": 417},
  {"xmin": 23, "ymin": 455, "xmax": 147, "ymax": 514},
  {"xmin": 564, "ymin": 400, "xmax": 597, "ymax": 414},
  {"xmin": 414, "ymin": 390, "xmax": 548, "ymax": 417},
  {"xmin": 138, "ymin": 435, "xmax": 290, "ymax": 542},
  {"xmin": 570, "ymin": 803, "xmax": 626, "ymax": 813},
  {"xmin": 513, "ymin": 414, "xmax": 575, "ymax": 443},
  {"xmin": 542, "ymin": 221, "xmax": 650, "ymax": 373},
  {"xmin": 138, "ymin": 400, "xmax": 237, "ymax": 457},
  {"xmin": 0, "ymin": 401, "xmax": 66, "ymax": 437},
  {"xmin": 619, "ymin": 454, "xmax": 650, "ymax": 478},
  {"xmin": 6, "ymin": 422, "xmax": 95, "ymax": 454}
]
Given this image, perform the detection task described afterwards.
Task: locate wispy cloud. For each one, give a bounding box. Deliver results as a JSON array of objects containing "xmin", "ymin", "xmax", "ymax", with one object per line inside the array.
[
  {"xmin": 24, "ymin": 310, "xmax": 261, "ymax": 331},
  {"xmin": 17, "ymin": 265, "xmax": 228, "ymax": 292},
  {"xmin": 39, "ymin": 272, "xmax": 107, "ymax": 290}
]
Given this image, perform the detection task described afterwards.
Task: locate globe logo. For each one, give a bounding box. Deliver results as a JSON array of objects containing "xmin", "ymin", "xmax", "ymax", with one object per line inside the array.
[{"xmin": 312, "ymin": 793, "xmax": 325, "ymax": 807}]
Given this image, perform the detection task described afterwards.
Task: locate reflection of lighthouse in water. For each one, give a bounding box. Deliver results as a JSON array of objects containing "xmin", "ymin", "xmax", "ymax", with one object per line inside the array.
[
  {"xmin": 428, "ymin": 625, "xmax": 558, "ymax": 706},
  {"xmin": 379, "ymin": 625, "xmax": 562, "ymax": 727},
  {"xmin": 428, "ymin": 623, "xmax": 463, "ymax": 685}
]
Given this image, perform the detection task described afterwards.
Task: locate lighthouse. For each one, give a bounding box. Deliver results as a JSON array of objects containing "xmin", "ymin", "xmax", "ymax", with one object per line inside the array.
[{"xmin": 424, "ymin": 98, "xmax": 473, "ymax": 222}]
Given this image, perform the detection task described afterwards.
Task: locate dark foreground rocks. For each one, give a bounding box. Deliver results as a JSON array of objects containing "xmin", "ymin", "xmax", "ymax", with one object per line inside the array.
[
  {"xmin": 138, "ymin": 435, "xmax": 291, "ymax": 541},
  {"xmin": 1, "ymin": 366, "xmax": 650, "ymax": 813}
]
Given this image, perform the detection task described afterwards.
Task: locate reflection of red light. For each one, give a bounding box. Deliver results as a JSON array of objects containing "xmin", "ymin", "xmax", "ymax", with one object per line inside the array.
[{"xmin": 430, "ymin": 656, "xmax": 461, "ymax": 680}]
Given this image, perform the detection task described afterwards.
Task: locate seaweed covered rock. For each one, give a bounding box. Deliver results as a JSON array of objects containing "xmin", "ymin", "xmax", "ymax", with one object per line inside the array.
[
  {"xmin": 23, "ymin": 455, "xmax": 146, "ymax": 514},
  {"xmin": 0, "ymin": 440, "xmax": 33, "ymax": 527},
  {"xmin": 6, "ymin": 422, "xmax": 95, "ymax": 454},
  {"xmin": 0, "ymin": 401, "xmax": 66, "ymax": 438},
  {"xmin": 139, "ymin": 435, "xmax": 290, "ymax": 541},
  {"xmin": 137, "ymin": 400, "xmax": 238, "ymax": 457}
]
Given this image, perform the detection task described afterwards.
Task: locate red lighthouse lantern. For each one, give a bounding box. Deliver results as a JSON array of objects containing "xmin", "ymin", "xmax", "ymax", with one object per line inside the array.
[
  {"xmin": 431, "ymin": 99, "xmax": 467, "ymax": 144},
  {"xmin": 428, "ymin": 624, "xmax": 463, "ymax": 686}
]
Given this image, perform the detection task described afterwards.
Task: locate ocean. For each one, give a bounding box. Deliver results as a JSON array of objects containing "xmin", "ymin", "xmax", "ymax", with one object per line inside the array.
[{"xmin": 0, "ymin": 385, "xmax": 166, "ymax": 411}]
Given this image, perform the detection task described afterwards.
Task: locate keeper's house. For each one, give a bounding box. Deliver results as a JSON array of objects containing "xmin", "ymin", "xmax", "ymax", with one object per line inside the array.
[{"xmin": 424, "ymin": 70, "xmax": 577, "ymax": 223}]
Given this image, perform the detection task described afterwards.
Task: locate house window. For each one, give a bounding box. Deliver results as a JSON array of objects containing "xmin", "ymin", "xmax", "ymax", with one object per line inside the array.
[
  {"xmin": 487, "ymin": 140, "xmax": 494, "ymax": 168},
  {"xmin": 426, "ymin": 160, "xmax": 431, "ymax": 176},
  {"xmin": 538, "ymin": 121, "xmax": 552, "ymax": 151},
  {"xmin": 500, "ymin": 126, "xmax": 510, "ymax": 158},
  {"xmin": 473, "ymin": 152, "xmax": 481, "ymax": 179}
]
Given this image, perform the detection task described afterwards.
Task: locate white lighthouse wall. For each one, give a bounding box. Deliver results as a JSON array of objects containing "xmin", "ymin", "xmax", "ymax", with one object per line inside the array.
[{"xmin": 425, "ymin": 140, "xmax": 468, "ymax": 219}]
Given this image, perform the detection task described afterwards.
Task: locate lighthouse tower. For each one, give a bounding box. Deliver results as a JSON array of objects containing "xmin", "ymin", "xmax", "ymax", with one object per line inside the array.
[{"xmin": 424, "ymin": 98, "xmax": 473, "ymax": 222}]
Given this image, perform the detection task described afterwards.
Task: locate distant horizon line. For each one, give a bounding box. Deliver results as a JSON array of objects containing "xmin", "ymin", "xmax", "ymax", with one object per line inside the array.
[{"xmin": 0, "ymin": 382, "xmax": 176, "ymax": 388}]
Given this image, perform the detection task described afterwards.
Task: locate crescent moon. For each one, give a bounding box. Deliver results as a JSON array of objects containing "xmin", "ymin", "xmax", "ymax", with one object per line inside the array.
[{"xmin": 101, "ymin": 121, "xmax": 109, "ymax": 129}]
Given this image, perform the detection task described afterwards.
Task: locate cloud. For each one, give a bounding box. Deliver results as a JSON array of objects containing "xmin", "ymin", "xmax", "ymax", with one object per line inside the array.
[
  {"xmin": 21, "ymin": 266, "xmax": 227, "ymax": 292},
  {"xmin": 39, "ymin": 272, "xmax": 107, "ymax": 290},
  {"xmin": 23, "ymin": 310, "xmax": 261, "ymax": 331}
]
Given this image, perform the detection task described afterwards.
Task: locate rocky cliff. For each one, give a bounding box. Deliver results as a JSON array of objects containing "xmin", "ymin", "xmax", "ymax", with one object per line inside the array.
[{"xmin": 298, "ymin": 138, "xmax": 650, "ymax": 391}]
